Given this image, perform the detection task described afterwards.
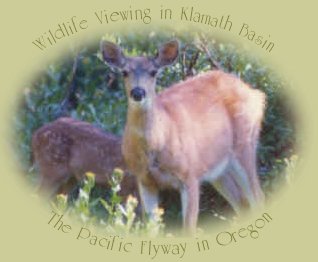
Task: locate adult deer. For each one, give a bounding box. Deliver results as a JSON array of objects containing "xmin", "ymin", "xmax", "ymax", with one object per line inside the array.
[
  {"xmin": 32, "ymin": 117, "xmax": 138, "ymax": 200},
  {"xmin": 100, "ymin": 40, "xmax": 266, "ymax": 233}
]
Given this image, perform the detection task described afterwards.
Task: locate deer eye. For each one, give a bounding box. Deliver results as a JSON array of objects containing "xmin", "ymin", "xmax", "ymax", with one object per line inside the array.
[
  {"xmin": 149, "ymin": 70, "xmax": 157, "ymax": 77},
  {"xmin": 122, "ymin": 70, "xmax": 129, "ymax": 77}
]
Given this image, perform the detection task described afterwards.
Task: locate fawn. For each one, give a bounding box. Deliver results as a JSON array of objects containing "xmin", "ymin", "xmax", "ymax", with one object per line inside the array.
[
  {"xmin": 32, "ymin": 117, "xmax": 138, "ymax": 200},
  {"xmin": 31, "ymin": 55, "xmax": 138, "ymax": 201},
  {"xmin": 100, "ymin": 40, "xmax": 266, "ymax": 233}
]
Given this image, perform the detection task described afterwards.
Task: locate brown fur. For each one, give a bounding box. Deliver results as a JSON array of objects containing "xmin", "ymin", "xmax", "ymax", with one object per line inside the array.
[{"xmin": 32, "ymin": 117, "xmax": 138, "ymax": 200}]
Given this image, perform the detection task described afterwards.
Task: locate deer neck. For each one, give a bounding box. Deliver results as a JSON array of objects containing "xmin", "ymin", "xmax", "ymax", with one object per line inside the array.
[{"xmin": 125, "ymin": 94, "xmax": 164, "ymax": 148}]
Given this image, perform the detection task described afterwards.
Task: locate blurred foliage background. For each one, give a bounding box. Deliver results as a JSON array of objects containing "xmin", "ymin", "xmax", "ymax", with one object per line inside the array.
[{"xmin": 13, "ymin": 29, "xmax": 298, "ymax": 232}]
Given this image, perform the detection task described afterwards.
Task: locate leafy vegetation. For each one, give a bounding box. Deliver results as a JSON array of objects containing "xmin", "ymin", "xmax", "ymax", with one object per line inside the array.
[
  {"xmin": 52, "ymin": 171, "xmax": 164, "ymax": 237},
  {"xmin": 13, "ymin": 29, "xmax": 298, "ymax": 234}
]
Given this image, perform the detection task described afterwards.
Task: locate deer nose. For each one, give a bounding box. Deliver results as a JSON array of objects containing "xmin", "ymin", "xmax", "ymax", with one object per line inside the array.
[{"xmin": 130, "ymin": 87, "xmax": 146, "ymax": 102}]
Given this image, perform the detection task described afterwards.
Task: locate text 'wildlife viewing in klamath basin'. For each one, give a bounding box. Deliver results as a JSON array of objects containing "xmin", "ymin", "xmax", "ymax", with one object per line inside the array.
[{"xmin": 32, "ymin": 6, "xmax": 274, "ymax": 53}]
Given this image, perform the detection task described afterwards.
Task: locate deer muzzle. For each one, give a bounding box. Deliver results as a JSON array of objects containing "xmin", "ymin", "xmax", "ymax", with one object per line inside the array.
[{"xmin": 130, "ymin": 87, "xmax": 146, "ymax": 102}]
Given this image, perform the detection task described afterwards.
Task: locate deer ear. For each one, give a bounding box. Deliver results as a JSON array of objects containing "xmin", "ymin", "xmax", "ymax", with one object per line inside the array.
[
  {"xmin": 154, "ymin": 40, "xmax": 179, "ymax": 67},
  {"xmin": 100, "ymin": 40, "xmax": 126, "ymax": 68}
]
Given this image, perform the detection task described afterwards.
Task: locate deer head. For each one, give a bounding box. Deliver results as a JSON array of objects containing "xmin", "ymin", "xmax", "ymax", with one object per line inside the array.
[{"xmin": 100, "ymin": 40, "xmax": 179, "ymax": 108}]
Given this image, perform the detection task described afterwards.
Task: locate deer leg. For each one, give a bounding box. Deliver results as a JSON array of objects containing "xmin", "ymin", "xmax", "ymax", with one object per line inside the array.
[
  {"xmin": 212, "ymin": 172, "xmax": 248, "ymax": 214},
  {"xmin": 231, "ymin": 110, "xmax": 264, "ymax": 209},
  {"xmin": 58, "ymin": 177, "xmax": 78, "ymax": 195},
  {"xmin": 249, "ymin": 123, "xmax": 265, "ymax": 204},
  {"xmin": 138, "ymin": 179, "xmax": 159, "ymax": 220},
  {"xmin": 37, "ymin": 164, "xmax": 71, "ymax": 197},
  {"xmin": 38, "ymin": 172, "xmax": 70, "ymax": 197},
  {"xmin": 181, "ymin": 178, "xmax": 200, "ymax": 234},
  {"xmin": 231, "ymin": 130, "xmax": 264, "ymax": 208},
  {"xmin": 229, "ymin": 157, "xmax": 259, "ymax": 209}
]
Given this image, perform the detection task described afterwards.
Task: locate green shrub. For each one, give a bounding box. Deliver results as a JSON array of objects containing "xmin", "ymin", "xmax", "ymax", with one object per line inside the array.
[{"xmin": 52, "ymin": 171, "xmax": 164, "ymax": 237}]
